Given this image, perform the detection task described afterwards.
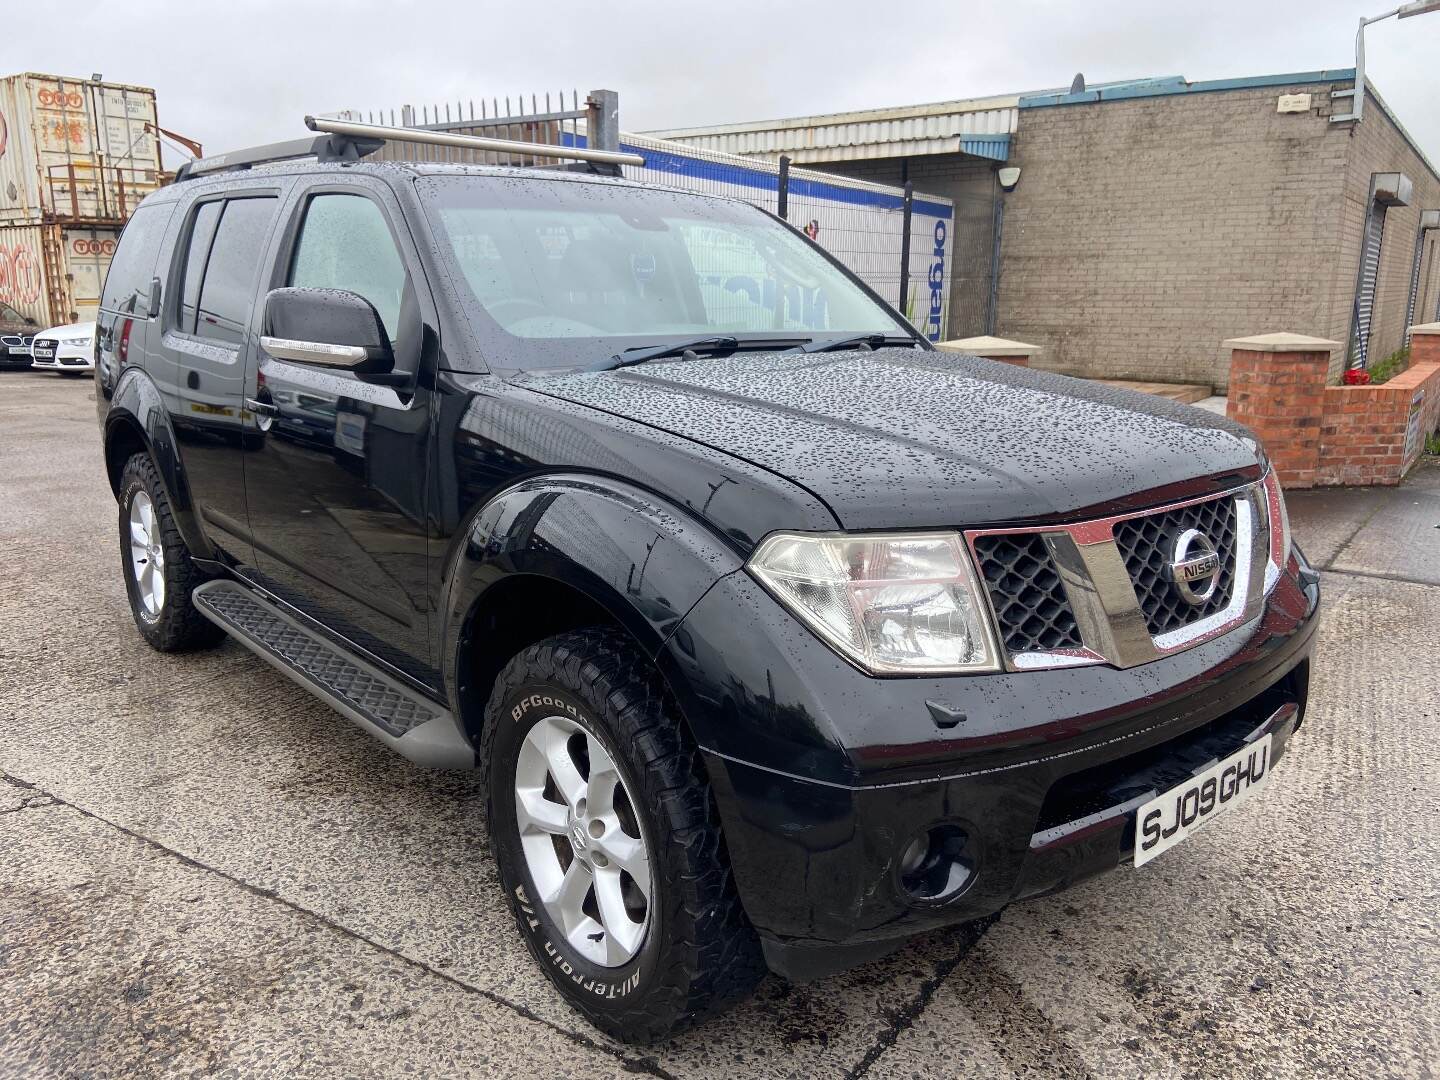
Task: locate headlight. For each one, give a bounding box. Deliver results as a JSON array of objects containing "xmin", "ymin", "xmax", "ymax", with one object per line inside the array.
[
  {"xmin": 1262, "ymin": 468, "xmax": 1292, "ymax": 584},
  {"xmin": 747, "ymin": 531, "xmax": 1000, "ymax": 674}
]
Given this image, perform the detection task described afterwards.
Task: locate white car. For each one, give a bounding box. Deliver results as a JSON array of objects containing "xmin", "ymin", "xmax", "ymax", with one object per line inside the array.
[{"xmin": 31, "ymin": 321, "xmax": 96, "ymax": 374}]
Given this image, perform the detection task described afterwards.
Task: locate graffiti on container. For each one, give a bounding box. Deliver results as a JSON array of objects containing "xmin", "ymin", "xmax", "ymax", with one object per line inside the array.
[
  {"xmin": 0, "ymin": 243, "xmax": 43, "ymax": 307},
  {"xmin": 36, "ymin": 88, "xmax": 84, "ymax": 109},
  {"xmin": 0, "ymin": 109, "xmax": 7, "ymax": 160},
  {"xmin": 45, "ymin": 120, "xmax": 90, "ymax": 147}
]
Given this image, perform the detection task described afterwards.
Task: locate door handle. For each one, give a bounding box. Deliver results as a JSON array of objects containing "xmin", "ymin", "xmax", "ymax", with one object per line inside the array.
[{"xmin": 245, "ymin": 397, "xmax": 279, "ymax": 417}]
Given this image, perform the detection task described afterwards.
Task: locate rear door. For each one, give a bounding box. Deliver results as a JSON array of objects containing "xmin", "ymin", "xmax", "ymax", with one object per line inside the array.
[
  {"xmin": 159, "ymin": 188, "xmax": 285, "ymax": 566},
  {"xmin": 240, "ymin": 177, "xmax": 435, "ymax": 683}
]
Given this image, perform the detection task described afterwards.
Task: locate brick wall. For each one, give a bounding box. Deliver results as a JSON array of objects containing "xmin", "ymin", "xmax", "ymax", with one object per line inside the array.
[
  {"xmin": 1315, "ymin": 364, "xmax": 1440, "ymax": 485},
  {"xmin": 1335, "ymin": 91, "xmax": 1440, "ymax": 377},
  {"xmin": 1227, "ymin": 329, "xmax": 1440, "ymax": 488},
  {"xmin": 994, "ymin": 78, "xmax": 1440, "ymax": 393},
  {"xmin": 1226, "ymin": 343, "xmax": 1333, "ymax": 487}
]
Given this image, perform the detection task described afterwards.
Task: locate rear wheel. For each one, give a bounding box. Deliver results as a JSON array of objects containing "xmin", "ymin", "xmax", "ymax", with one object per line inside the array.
[
  {"xmin": 482, "ymin": 628, "xmax": 764, "ymax": 1043},
  {"xmin": 117, "ymin": 453, "xmax": 223, "ymax": 652}
]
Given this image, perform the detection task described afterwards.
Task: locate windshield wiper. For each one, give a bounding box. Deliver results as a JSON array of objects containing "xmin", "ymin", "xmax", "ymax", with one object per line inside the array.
[
  {"xmin": 599, "ymin": 335, "xmax": 813, "ymax": 371},
  {"xmin": 600, "ymin": 336, "xmax": 741, "ymax": 371},
  {"xmin": 797, "ymin": 333, "xmax": 921, "ymax": 354}
]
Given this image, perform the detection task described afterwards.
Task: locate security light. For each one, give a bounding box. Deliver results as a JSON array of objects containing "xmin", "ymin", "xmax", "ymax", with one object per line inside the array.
[{"xmin": 1334, "ymin": 2, "xmax": 1440, "ymax": 123}]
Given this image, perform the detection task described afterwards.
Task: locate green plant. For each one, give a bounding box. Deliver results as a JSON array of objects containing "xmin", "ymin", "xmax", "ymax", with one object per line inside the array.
[
  {"xmin": 1368, "ymin": 345, "xmax": 1410, "ymax": 385},
  {"xmin": 1426, "ymin": 431, "xmax": 1440, "ymax": 456}
]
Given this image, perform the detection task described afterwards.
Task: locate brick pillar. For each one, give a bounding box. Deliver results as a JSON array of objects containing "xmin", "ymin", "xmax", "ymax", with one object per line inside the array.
[
  {"xmin": 1224, "ymin": 333, "xmax": 1340, "ymax": 489},
  {"xmin": 935, "ymin": 335, "xmax": 1039, "ymax": 367},
  {"xmin": 1411, "ymin": 322, "xmax": 1440, "ymax": 365}
]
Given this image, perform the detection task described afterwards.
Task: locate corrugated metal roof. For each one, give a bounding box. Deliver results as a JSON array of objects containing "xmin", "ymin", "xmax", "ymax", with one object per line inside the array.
[{"xmin": 647, "ymin": 93, "xmax": 1018, "ymax": 163}]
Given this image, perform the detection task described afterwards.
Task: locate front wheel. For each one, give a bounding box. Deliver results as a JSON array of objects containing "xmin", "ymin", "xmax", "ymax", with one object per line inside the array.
[
  {"xmin": 482, "ymin": 629, "xmax": 764, "ymax": 1043},
  {"xmin": 117, "ymin": 453, "xmax": 224, "ymax": 652}
]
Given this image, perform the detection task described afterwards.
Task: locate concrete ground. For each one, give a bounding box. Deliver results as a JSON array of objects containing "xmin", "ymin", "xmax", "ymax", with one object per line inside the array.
[{"xmin": 1, "ymin": 369, "xmax": 1436, "ymax": 1079}]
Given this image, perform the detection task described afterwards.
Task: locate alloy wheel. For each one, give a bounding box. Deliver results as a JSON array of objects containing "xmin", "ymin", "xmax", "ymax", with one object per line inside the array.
[
  {"xmin": 513, "ymin": 714, "xmax": 653, "ymax": 967},
  {"xmin": 128, "ymin": 490, "xmax": 166, "ymax": 617}
]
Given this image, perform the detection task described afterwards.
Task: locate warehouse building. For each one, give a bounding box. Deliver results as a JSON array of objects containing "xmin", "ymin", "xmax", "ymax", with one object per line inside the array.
[{"xmin": 652, "ymin": 69, "xmax": 1440, "ymax": 392}]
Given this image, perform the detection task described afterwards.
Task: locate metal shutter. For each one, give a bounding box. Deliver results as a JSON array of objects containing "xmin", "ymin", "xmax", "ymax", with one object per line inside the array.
[{"xmin": 1348, "ymin": 204, "xmax": 1388, "ymax": 370}]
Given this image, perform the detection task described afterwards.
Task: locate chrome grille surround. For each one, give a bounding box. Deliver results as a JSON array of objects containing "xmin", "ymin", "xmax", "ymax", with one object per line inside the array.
[{"xmin": 965, "ymin": 481, "xmax": 1272, "ymax": 672}]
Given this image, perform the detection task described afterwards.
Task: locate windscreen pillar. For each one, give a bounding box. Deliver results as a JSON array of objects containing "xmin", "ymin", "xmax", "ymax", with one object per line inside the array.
[
  {"xmin": 936, "ymin": 335, "xmax": 1040, "ymax": 367},
  {"xmin": 1224, "ymin": 333, "xmax": 1340, "ymax": 489}
]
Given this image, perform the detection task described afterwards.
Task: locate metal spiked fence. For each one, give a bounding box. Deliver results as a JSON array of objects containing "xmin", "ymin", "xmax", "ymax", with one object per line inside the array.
[{"xmin": 335, "ymin": 89, "xmax": 619, "ymax": 167}]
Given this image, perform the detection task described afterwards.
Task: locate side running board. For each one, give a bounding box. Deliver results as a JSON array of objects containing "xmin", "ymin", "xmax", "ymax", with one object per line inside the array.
[{"xmin": 192, "ymin": 579, "xmax": 474, "ymax": 769}]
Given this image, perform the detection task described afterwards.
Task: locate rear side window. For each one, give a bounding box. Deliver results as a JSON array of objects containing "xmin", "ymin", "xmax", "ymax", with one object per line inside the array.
[
  {"xmin": 99, "ymin": 202, "xmax": 172, "ymax": 316},
  {"xmin": 176, "ymin": 200, "xmax": 223, "ymax": 333},
  {"xmin": 288, "ymin": 194, "xmax": 408, "ymax": 339},
  {"xmin": 196, "ymin": 197, "xmax": 278, "ymax": 345}
]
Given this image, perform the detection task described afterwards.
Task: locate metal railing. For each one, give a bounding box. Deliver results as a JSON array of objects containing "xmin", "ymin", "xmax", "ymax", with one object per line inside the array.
[
  {"xmin": 43, "ymin": 163, "xmax": 159, "ymax": 224},
  {"xmin": 342, "ymin": 89, "xmax": 620, "ymax": 167}
]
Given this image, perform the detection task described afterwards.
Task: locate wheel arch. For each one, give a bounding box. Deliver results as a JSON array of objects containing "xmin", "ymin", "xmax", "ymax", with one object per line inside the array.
[
  {"xmin": 440, "ymin": 475, "xmax": 745, "ymax": 747},
  {"xmin": 104, "ymin": 368, "xmax": 214, "ymax": 560}
]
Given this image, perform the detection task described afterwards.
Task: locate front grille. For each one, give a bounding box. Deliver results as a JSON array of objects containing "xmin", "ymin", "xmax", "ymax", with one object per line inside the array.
[
  {"xmin": 1113, "ymin": 496, "xmax": 1237, "ymax": 636},
  {"xmin": 973, "ymin": 533, "xmax": 1082, "ymax": 654}
]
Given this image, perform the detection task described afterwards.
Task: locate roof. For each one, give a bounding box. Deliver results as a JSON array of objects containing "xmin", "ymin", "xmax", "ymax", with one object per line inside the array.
[
  {"xmin": 1017, "ymin": 69, "xmax": 1355, "ymax": 108},
  {"xmin": 149, "ymin": 156, "xmax": 754, "ymax": 204},
  {"xmin": 646, "ymin": 68, "xmax": 1438, "ymax": 174},
  {"xmin": 646, "ymin": 92, "xmax": 1020, "ymax": 164}
]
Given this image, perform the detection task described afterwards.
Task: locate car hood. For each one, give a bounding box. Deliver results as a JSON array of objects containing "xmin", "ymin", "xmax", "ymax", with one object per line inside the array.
[
  {"xmin": 38, "ymin": 320, "xmax": 96, "ymax": 340},
  {"xmin": 514, "ymin": 348, "xmax": 1261, "ymax": 528}
]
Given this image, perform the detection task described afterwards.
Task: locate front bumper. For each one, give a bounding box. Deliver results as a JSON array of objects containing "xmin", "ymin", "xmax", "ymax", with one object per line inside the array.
[
  {"xmin": 31, "ymin": 339, "xmax": 94, "ymax": 371},
  {"xmin": 662, "ymin": 551, "xmax": 1320, "ymax": 981}
]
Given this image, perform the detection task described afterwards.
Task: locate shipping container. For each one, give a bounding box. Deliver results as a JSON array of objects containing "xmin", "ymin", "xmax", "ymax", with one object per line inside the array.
[
  {"xmin": 0, "ymin": 221, "xmax": 118, "ymax": 326},
  {"xmin": 0, "ymin": 72, "xmax": 162, "ymax": 228}
]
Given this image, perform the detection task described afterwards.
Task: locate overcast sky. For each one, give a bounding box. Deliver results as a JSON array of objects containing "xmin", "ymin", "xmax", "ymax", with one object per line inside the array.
[{"xmin": 4, "ymin": 0, "xmax": 1437, "ymax": 169}]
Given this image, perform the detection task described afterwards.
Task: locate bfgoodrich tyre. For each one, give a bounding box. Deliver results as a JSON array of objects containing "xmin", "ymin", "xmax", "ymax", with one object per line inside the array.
[{"xmin": 482, "ymin": 628, "xmax": 764, "ymax": 1043}]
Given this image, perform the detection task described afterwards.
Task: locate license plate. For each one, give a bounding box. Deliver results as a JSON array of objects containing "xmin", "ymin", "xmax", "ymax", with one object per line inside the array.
[
  {"xmin": 1134, "ymin": 733, "xmax": 1273, "ymax": 867},
  {"xmin": 32, "ymin": 345, "xmax": 54, "ymax": 360}
]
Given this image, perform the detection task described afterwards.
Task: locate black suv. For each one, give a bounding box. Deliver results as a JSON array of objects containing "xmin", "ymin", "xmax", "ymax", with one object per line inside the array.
[{"xmin": 95, "ymin": 131, "xmax": 1320, "ymax": 1043}]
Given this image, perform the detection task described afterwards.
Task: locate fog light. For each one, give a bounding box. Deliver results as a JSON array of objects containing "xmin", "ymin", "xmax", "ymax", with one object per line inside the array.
[{"xmin": 897, "ymin": 823, "xmax": 974, "ymax": 903}]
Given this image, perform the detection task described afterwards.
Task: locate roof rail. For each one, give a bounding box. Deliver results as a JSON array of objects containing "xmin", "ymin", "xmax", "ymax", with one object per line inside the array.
[
  {"xmin": 172, "ymin": 117, "xmax": 646, "ymax": 186},
  {"xmin": 304, "ymin": 115, "xmax": 646, "ymax": 172},
  {"xmin": 173, "ymin": 133, "xmax": 384, "ymax": 183}
]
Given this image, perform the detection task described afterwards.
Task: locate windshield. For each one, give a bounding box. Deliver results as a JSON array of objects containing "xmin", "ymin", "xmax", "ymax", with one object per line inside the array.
[{"xmin": 415, "ymin": 175, "xmax": 909, "ymax": 370}]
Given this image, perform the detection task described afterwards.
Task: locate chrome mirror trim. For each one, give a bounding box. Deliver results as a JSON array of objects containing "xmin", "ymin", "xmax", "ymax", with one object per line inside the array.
[{"xmin": 259, "ymin": 335, "xmax": 368, "ymax": 367}]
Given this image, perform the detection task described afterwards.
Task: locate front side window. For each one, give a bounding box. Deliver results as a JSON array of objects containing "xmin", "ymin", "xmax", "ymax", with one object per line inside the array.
[
  {"xmin": 417, "ymin": 176, "xmax": 906, "ymax": 370},
  {"xmin": 288, "ymin": 193, "xmax": 409, "ymax": 339},
  {"xmin": 196, "ymin": 197, "xmax": 278, "ymax": 345}
]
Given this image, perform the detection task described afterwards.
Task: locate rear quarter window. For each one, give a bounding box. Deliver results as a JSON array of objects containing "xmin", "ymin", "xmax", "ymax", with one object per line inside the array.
[{"xmin": 99, "ymin": 202, "xmax": 174, "ymax": 316}]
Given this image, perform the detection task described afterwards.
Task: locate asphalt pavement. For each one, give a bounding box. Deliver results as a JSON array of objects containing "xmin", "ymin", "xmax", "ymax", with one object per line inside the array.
[{"xmin": 1, "ymin": 370, "xmax": 1436, "ymax": 1079}]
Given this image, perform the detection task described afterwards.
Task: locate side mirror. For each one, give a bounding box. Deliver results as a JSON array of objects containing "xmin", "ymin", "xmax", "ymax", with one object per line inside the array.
[{"xmin": 260, "ymin": 287, "xmax": 394, "ymax": 375}]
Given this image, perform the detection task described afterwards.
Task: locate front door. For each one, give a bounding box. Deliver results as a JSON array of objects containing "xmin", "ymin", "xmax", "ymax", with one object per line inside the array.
[{"xmin": 241, "ymin": 181, "xmax": 435, "ymax": 684}]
